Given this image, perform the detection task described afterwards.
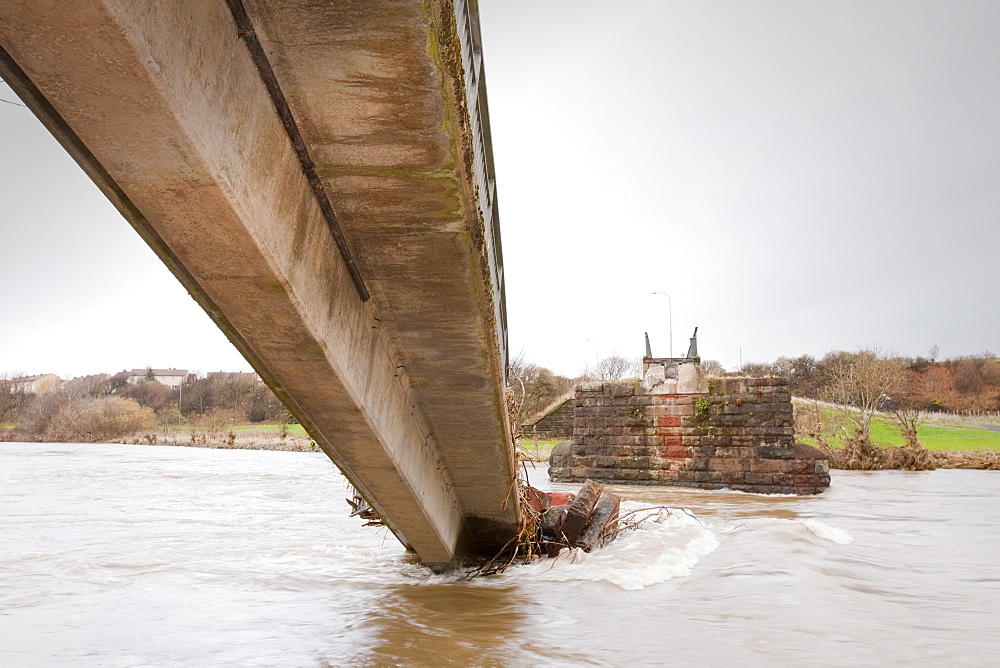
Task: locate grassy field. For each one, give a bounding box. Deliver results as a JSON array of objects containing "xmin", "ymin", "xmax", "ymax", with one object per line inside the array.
[
  {"xmin": 515, "ymin": 416, "xmax": 1000, "ymax": 457},
  {"xmin": 795, "ymin": 400, "xmax": 1000, "ymax": 451},
  {"xmin": 9, "ymin": 409, "xmax": 998, "ymax": 453},
  {"xmin": 514, "ymin": 408, "xmax": 1000, "ymax": 454},
  {"xmin": 149, "ymin": 423, "xmax": 310, "ymax": 438},
  {"xmin": 227, "ymin": 423, "xmax": 308, "ymax": 437},
  {"xmin": 517, "ymin": 439, "xmax": 562, "ymax": 461}
]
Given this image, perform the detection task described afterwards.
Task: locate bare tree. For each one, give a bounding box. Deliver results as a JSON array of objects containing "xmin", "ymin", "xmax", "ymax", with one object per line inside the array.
[
  {"xmin": 182, "ymin": 377, "xmax": 212, "ymax": 415},
  {"xmin": 886, "ymin": 369, "xmax": 935, "ymax": 470},
  {"xmin": 119, "ymin": 381, "xmax": 175, "ymax": 415},
  {"xmin": 740, "ymin": 361, "xmax": 774, "ymax": 377},
  {"xmin": 788, "ymin": 354, "xmax": 820, "ymax": 397},
  {"xmin": 700, "ymin": 359, "xmax": 726, "ymax": 377},
  {"xmin": 62, "ymin": 374, "xmax": 113, "ymax": 400},
  {"xmin": 216, "ymin": 374, "xmax": 257, "ymax": 413},
  {"xmin": 0, "ymin": 371, "xmax": 30, "ymax": 424},
  {"xmin": 18, "ymin": 391, "xmax": 68, "ymax": 437},
  {"xmin": 771, "ymin": 356, "xmax": 794, "ymax": 378},
  {"xmin": 822, "ymin": 349, "xmax": 904, "ymax": 437},
  {"xmin": 594, "ymin": 353, "xmax": 640, "ymax": 381},
  {"xmin": 247, "ymin": 384, "xmax": 286, "ymax": 423},
  {"xmin": 821, "ymin": 349, "xmax": 906, "ymax": 467},
  {"xmin": 508, "ymin": 352, "xmax": 574, "ymax": 423}
]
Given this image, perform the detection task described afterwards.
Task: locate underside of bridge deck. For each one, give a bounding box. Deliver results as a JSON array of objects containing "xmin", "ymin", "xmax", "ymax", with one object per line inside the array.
[{"xmin": 0, "ymin": 0, "xmax": 517, "ymax": 567}]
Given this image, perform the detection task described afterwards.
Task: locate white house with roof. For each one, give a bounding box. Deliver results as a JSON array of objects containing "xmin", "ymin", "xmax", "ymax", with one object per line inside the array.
[
  {"xmin": 12, "ymin": 373, "xmax": 62, "ymax": 394},
  {"xmin": 126, "ymin": 368, "xmax": 191, "ymax": 389}
]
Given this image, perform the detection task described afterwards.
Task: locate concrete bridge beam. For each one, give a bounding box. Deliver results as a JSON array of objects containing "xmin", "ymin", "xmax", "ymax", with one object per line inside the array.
[{"xmin": 0, "ymin": 0, "xmax": 517, "ymax": 566}]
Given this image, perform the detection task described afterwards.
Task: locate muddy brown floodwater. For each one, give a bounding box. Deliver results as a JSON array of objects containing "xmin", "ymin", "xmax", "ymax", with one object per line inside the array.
[{"xmin": 2, "ymin": 442, "xmax": 998, "ymax": 665}]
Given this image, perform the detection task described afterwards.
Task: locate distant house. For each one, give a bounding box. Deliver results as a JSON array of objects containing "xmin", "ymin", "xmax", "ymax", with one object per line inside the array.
[
  {"xmin": 12, "ymin": 373, "xmax": 62, "ymax": 394},
  {"xmin": 126, "ymin": 368, "xmax": 191, "ymax": 389}
]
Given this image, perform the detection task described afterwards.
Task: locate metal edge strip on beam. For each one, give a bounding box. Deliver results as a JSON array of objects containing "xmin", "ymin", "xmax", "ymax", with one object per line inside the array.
[
  {"xmin": 453, "ymin": 0, "xmax": 508, "ymax": 374},
  {"xmin": 222, "ymin": 0, "xmax": 370, "ymax": 303}
]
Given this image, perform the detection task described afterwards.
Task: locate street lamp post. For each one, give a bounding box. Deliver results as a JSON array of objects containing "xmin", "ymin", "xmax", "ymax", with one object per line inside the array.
[{"xmin": 652, "ymin": 292, "xmax": 673, "ymax": 358}]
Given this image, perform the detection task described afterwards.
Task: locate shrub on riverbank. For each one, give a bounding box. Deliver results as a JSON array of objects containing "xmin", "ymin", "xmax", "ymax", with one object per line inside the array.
[
  {"xmin": 47, "ymin": 397, "xmax": 156, "ymax": 443},
  {"xmin": 822, "ymin": 444, "xmax": 998, "ymax": 471},
  {"xmin": 821, "ymin": 433, "xmax": 937, "ymax": 471},
  {"xmin": 1, "ymin": 396, "xmax": 156, "ymax": 443},
  {"xmin": 932, "ymin": 450, "xmax": 1000, "ymax": 469}
]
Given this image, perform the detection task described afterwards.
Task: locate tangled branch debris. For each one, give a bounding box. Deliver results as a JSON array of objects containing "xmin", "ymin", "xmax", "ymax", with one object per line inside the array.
[
  {"xmin": 466, "ymin": 478, "xmax": 623, "ymax": 577},
  {"xmin": 346, "ymin": 492, "xmax": 383, "ymax": 527},
  {"xmin": 821, "ymin": 436, "xmax": 936, "ymax": 471},
  {"xmin": 342, "ymin": 390, "xmax": 639, "ymax": 574},
  {"xmin": 462, "ymin": 378, "xmax": 632, "ymax": 576}
]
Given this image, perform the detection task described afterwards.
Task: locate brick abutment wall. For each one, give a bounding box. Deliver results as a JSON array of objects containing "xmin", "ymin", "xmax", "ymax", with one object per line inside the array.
[
  {"xmin": 524, "ymin": 399, "xmax": 574, "ymax": 440},
  {"xmin": 549, "ymin": 377, "xmax": 830, "ymax": 495}
]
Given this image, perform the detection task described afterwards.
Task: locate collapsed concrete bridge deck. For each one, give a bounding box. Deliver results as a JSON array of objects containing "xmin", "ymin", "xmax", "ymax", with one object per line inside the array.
[{"xmin": 0, "ymin": 0, "xmax": 518, "ymax": 567}]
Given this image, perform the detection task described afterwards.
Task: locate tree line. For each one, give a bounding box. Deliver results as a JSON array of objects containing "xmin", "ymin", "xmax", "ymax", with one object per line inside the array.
[
  {"xmin": 1, "ymin": 370, "xmax": 289, "ymax": 443},
  {"xmin": 737, "ymin": 349, "xmax": 1000, "ymax": 412},
  {"xmin": 509, "ymin": 352, "xmax": 643, "ymax": 424},
  {"xmin": 509, "ymin": 348, "xmax": 999, "ymax": 438}
]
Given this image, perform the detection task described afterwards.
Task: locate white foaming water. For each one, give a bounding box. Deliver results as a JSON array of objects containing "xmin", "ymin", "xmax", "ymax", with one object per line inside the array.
[
  {"xmin": 497, "ymin": 504, "xmax": 719, "ymax": 590},
  {"xmin": 800, "ymin": 517, "xmax": 854, "ymax": 544},
  {"xmin": 712, "ymin": 515, "xmax": 855, "ymax": 545},
  {"xmin": 492, "ymin": 505, "xmax": 852, "ymax": 590}
]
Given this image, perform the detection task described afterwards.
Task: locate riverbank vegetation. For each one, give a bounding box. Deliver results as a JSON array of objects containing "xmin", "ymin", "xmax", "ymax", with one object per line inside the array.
[
  {"xmin": 0, "ymin": 369, "xmax": 308, "ymax": 448},
  {"xmin": 743, "ymin": 348, "xmax": 1000, "ymax": 414},
  {"xmin": 512, "ymin": 348, "xmax": 999, "ymax": 426},
  {"xmin": 4, "ymin": 347, "xmax": 998, "ymax": 460},
  {"xmin": 777, "ymin": 349, "xmax": 1000, "ymax": 470},
  {"xmin": 794, "ymin": 400, "xmax": 1000, "ymax": 451}
]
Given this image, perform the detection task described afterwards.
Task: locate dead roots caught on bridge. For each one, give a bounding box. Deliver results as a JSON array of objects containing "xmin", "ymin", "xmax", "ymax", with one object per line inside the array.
[
  {"xmin": 466, "ymin": 477, "xmax": 625, "ymax": 578},
  {"xmin": 343, "ymin": 387, "xmax": 629, "ymax": 574}
]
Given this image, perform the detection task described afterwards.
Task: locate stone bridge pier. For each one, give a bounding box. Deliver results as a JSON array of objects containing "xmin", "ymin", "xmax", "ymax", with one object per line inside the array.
[{"xmin": 551, "ymin": 372, "xmax": 830, "ymax": 495}]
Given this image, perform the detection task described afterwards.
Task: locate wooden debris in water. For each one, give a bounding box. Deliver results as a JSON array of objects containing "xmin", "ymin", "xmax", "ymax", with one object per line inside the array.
[
  {"xmin": 468, "ymin": 479, "xmax": 622, "ymax": 577},
  {"xmin": 575, "ymin": 492, "xmax": 621, "ymax": 552},
  {"xmin": 539, "ymin": 505, "xmax": 569, "ymax": 557},
  {"xmin": 560, "ymin": 480, "xmax": 604, "ymax": 545}
]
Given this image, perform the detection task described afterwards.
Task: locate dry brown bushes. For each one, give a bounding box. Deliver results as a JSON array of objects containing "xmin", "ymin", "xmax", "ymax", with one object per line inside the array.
[
  {"xmin": 822, "ymin": 434, "xmax": 936, "ymax": 471},
  {"xmin": 47, "ymin": 397, "xmax": 156, "ymax": 443},
  {"xmin": 190, "ymin": 408, "xmax": 243, "ymax": 439}
]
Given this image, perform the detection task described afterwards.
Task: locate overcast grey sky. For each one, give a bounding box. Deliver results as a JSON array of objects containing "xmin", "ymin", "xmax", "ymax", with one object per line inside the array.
[{"xmin": 2, "ymin": 1, "xmax": 998, "ymax": 379}]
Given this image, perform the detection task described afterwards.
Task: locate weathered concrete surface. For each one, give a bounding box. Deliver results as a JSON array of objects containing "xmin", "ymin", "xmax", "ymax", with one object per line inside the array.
[{"xmin": 0, "ymin": 0, "xmax": 517, "ymax": 566}]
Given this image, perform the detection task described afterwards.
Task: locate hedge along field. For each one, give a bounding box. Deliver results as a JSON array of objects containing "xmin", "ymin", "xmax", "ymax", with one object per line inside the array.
[{"xmin": 795, "ymin": 400, "xmax": 1000, "ymax": 451}]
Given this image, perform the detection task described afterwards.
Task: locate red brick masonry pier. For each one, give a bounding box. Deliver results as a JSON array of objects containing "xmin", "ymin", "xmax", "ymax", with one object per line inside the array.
[{"xmin": 549, "ymin": 377, "xmax": 830, "ymax": 495}]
